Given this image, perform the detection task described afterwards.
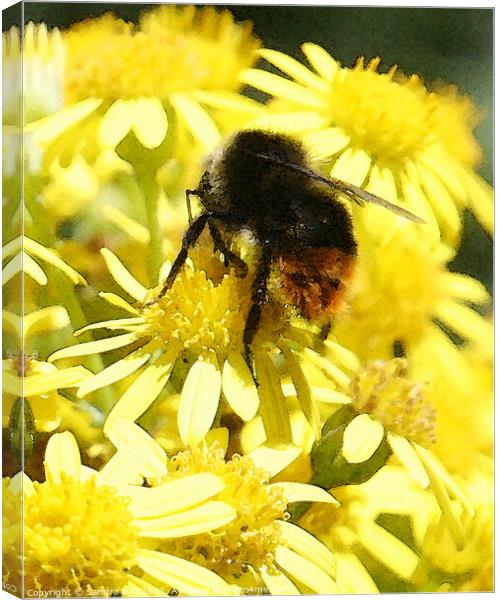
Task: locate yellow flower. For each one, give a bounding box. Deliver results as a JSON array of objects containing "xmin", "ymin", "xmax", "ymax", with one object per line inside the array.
[
  {"xmin": 111, "ymin": 431, "xmax": 341, "ymax": 595},
  {"xmin": 26, "ymin": 6, "xmax": 261, "ymax": 224},
  {"xmin": 2, "ymin": 430, "xmax": 239, "ymax": 597},
  {"xmin": 241, "ymin": 46, "xmax": 493, "ymax": 242},
  {"xmin": 49, "ymin": 247, "xmax": 343, "ymax": 450},
  {"xmin": 333, "ymin": 224, "xmax": 491, "ymax": 361}
]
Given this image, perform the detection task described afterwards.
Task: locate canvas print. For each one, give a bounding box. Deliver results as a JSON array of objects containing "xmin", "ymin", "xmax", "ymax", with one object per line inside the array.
[{"xmin": 2, "ymin": 3, "xmax": 493, "ymax": 597}]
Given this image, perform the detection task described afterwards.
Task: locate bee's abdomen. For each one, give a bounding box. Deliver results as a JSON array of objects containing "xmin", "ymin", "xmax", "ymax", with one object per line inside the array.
[{"xmin": 278, "ymin": 248, "xmax": 356, "ymax": 320}]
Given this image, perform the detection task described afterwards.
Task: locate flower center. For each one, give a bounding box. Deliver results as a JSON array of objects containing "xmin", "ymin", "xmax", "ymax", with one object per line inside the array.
[
  {"xmin": 63, "ymin": 6, "xmax": 259, "ymax": 103},
  {"xmin": 22, "ymin": 475, "xmax": 138, "ymax": 594},
  {"xmin": 350, "ymin": 358, "xmax": 436, "ymax": 446},
  {"xmin": 330, "ymin": 60, "xmax": 431, "ymax": 167},
  {"xmin": 160, "ymin": 445, "xmax": 288, "ymax": 578}
]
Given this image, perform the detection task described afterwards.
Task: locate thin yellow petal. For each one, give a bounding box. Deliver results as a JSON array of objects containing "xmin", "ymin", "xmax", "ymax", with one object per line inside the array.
[
  {"xmin": 302, "ymin": 127, "xmax": 351, "ymax": 160},
  {"xmin": 336, "ymin": 552, "xmax": 379, "ymax": 594},
  {"xmin": 48, "ymin": 332, "xmax": 139, "ymax": 362},
  {"xmin": 278, "ymin": 521, "xmax": 336, "ymax": 574},
  {"xmin": 462, "ymin": 168, "xmax": 493, "ymax": 233},
  {"xmin": 102, "ymin": 205, "xmax": 150, "ymax": 244},
  {"xmin": 127, "ymin": 473, "xmax": 224, "ymax": 517},
  {"xmin": 100, "ymin": 247, "xmax": 147, "ymax": 302},
  {"xmin": 44, "ymin": 431, "xmax": 81, "ymax": 482},
  {"xmin": 247, "ymin": 445, "xmax": 302, "ymax": 478},
  {"xmin": 259, "ymin": 48, "xmax": 329, "ymax": 91},
  {"xmin": 323, "ymin": 340, "xmax": 360, "ymax": 372},
  {"xmin": 122, "ymin": 574, "xmax": 165, "ymax": 597},
  {"xmin": 98, "ymin": 99, "xmax": 135, "ymax": 147},
  {"xmin": 170, "ymin": 93, "xmax": 220, "ymax": 151},
  {"xmin": 24, "ymin": 306, "xmax": 70, "ymax": 338},
  {"xmin": 133, "ymin": 97, "xmax": 168, "ymax": 149},
  {"xmin": 136, "ymin": 549, "xmax": 235, "ymax": 596},
  {"xmin": 254, "ymin": 352, "xmax": 292, "ymax": 444},
  {"xmin": 24, "ymin": 366, "xmax": 90, "ymax": 396},
  {"xmin": 342, "ymin": 414, "xmax": 384, "ymax": 463},
  {"xmin": 178, "ymin": 357, "xmax": 221, "ymax": 447},
  {"xmin": 442, "ymin": 272, "xmax": 489, "ymax": 304},
  {"xmin": 2, "ymin": 310, "xmax": 22, "ymax": 340},
  {"xmin": 387, "ymin": 432, "xmax": 430, "ymax": 488},
  {"xmin": 275, "ymin": 546, "xmax": 338, "ymax": 593},
  {"xmin": 303, "ymin": 347, "xmax": 350, "ymax": 388},
  {"xmin": 248, "ymin": 111, "xmax": 327, "ymax": 134},
  {"xmin": 98, "ymin": 443, "xmax": 166, "ymax": 487},
  {"xmin": 74, "ymin": 317, "xmax": 145, "ymax": 335},
  {"xmin": 259, "ymin": 565, "xmax": 300, "ymax": 595},
  {"xmin": 135, "ymin": 500, "xmax": 236, "ymax": 538},
  {"xmin": 77, "ymin": 349, "xmax": 150, "ymax": 397},
  {"xmin": 357, "ymin": 521, "xmax": 419, "ymax": 579},
  {"xmin": 270, "ymin": 482, "xmax": 339, "ymax": 507},
  {"xmin": 222, "ymin": 353, "xmax": 259, "ymax": 422},
  {"xmin": 435, "ymin": 300, "xmax": 490, "ymax": 344},
  {"xmin": 301, "ymin": 43, "xmax": 340, "ymax": 81},
  {"xmin": 98, "ymin": 291, "xmax": 139, "ymax": 314},
  {"xmin": 240, "ymin": 68, "xmax": 324, "ymax": 109},
  {"xmin": 104, "ymin": 362, "xmax": 173, "ymax": 434},
  {"xmin": 330, "ymin": 147, "xmax": 372, "ymax": 187},
  {"xmin": 24, "ymin": 237, "xmax": 86, "ymax": 285},
  {"xmin": 2, "ymin": 236, "xmax": 21, "ymax": 259}
]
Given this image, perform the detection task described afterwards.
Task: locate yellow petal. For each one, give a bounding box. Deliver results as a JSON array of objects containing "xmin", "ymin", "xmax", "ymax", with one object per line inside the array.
[
  {"xmin": 104, "ymin": 362, "xmax": 173, "ymax": 434},
  {"xmin": 131, "ymin": 97, "xmax": 168, "ymax": 148},
  {"xmin": 98, "ymin": 99, "xmax": 135, "ymax": 147},
  {"xmin": 170, "ymin": 93, "xmax": 220, "ymax": 151},
  {"xmin": 74, "ymin": 317, "xmax": 145, "ymax": 335},
  {"xmin": 48, "ymin": 332, "xmax": 139, "ymax": 362},
  {"xmin": 28, "ymin": 98, "xmax": 102, "ymax": 146},
  {"xmin": 178, "ymin": 357, "xmax": 221, "ymax": 447},
  {"xmin": 259, "ymin": 48, "xmax": 329, "ymax": 92},
  {"xmin": 2, "ymin": 310, "xmax": 22, "ymax": 341},
  {"xmin": 336, "ymin": 552, "xmax": 379, "ymax": 594},
  {"xmin": 330, "ymin": 147, "xmax": 371, "ymax": 187},
  {"xmin": 2, "ymin": 235, "xmax": 22, "ymax": 259},
  {"xmin": 24, "ymin": 306, "xmax": 70, "ymax": 338},
  {"xmin": 462, "ymin": 168, "xmax": 493, "ymax": 233},
  {"xmin": 24, "ymin": 237, "xmax": 86, "ymax": 285},
  {"xmin": 255, "ymin": 352, "xmax": 292, "ymax": 444},
  {"xmin": 78, "ymin": 349, "xmax": 150, "ymax": 397},
  {"xmin": 387, "ymin": 432, "xmax": 430, "ymax": 488},
  {"xmin": 122, "ymin": 574, "xmax": 165, "ymax": 597},
  {"xmin": 44, "ymin": 431, "xmax": 81, "ymax": 482},
  {"xmin": 100, "ymin": 247, "xmax": 147, "ymax": 302},
  {"xmin": 247, "ymin": 444, "xmax": 302, "ymax": 478},
  {"xmin": 280, "ymin": 343, "xmax": 320, "ymax": 439},
  {"xmin": 98, "ymin": 291, "xmax": 139, "ymax": 314},
  {"xmin": 303, "ymin": 347, "xmax": 350, "ymax": 388},
  {"xmin": 301, "ymin": 43, "xmax": 340, "ymax": 82},
  {"xmin": 270, "ymin": 482, "xmax": 339, "ymax": 506},
  {"xmin": 24, "ymin": 366, "xmax": 90, "ymax": 396},
  {"xmin": 278, "ymin": 521, "xmax": 336, "ymax": 574},
  {"xmin": 136, "ymin": 549, "xmax": 235, "ymax": 596},
  {"xmin": 240, "ymin": 69, "xmax": 324, "ymax": 109},
  {"xmin": 127, "ymin": 473, "xmax": 224, "ymax": 518},
  {"xmin": 98, "ymin": 443, "xmax": 166, "ymax": 487},
  {"xmin": 357, "ymin": 521, "xmax": 419, "ymax": 580},
  {"xmin": 435, "ymin": 300, "xmax": 491, "ymax": 345},
  {"xmin": 222, "ymin": 353, "xmax": 259, "ymax": 422},
  {"xmin": 275, "ymin": 546, "xmax": 338, "ymax": 593},
  {"xmin": 102, "ymin": 205, "xmax": 150, "ymax": 244},
  {"xmin": 248, "ymin": 111, "xmax": 327, "ymax": 134},
  {"xmin": 342, "ymin": 414, "xmax": 384, "ymax": 463},
  {"xmin": 302, "ymin": 127, "xmax": 350, "ymax": 160},
  {"xmin": 323, "ymin": 340, "xmax": 360, "ymax": 372},
  {"xmin": 442, "ymin": 272, "xmax": 489, "ymax": 304},
  {"xmin": 259, "ymin": 565, "xmax": 300, "ymax": 595},
  {"xmin": 135, "ymin": 500, "xmax": 236, "ymax": 538}
]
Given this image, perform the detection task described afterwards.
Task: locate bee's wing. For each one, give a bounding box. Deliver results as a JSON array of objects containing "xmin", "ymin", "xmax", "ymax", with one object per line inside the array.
[
  {"xmin": 327, "ymin": 177, "xmax": 426, "ymax": 223},
  {"xmin": 252, "ymin": 150, "xmax": 425, "ymax": 224}
]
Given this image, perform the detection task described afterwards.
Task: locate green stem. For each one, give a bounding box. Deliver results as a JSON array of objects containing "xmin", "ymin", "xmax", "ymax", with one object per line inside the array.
[{"xmin": 137, "ymin": 169, "xmax": 162, "ymax": 285}]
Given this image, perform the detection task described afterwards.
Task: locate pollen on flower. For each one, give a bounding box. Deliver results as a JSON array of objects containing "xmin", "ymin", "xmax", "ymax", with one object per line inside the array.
[
  {"xmin": 64, "ymin": 6, "xmax": 260, "ymax": 103},
  {"xmin": 143, "ymin": 265, "xmax": 251, "ymax": 356},
  {"xmin": 21, "ymin": 475, "xmax": 139, "ymax": 595},
  {"xmin": 350, "ymin": 358, "xmax": 437, "ymax": 446},
  {"xmin": 160, "ymin": 445, "xmax": 288, "ymax": 578},
  {"xmin": 330, "ymin": 59, "xmax": 431, "ymax": 167}
]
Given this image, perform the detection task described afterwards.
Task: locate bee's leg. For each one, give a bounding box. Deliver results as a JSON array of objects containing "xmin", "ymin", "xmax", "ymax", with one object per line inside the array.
[
  {"xmin": 208, "ymin": 220, "xmax": 248, "ymax": 277},
  {"xmin": 243, "ymin": 245, "xmax": 273, "ymax": 367},
  {"xmin": 157, "ymin": 212, "xmax": 211, "ymax": 299}
]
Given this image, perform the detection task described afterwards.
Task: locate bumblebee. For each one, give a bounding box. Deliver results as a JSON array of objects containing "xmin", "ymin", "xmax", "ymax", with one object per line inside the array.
[{"xmin": 158, "ymin": 130, "xmax": 423, "ymax": 362}]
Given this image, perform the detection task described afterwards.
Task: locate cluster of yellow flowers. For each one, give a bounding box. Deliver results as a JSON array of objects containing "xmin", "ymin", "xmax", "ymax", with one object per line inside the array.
[{"xmin": 2, "ymin": 6, "xmax": 492, "ymax": 597}]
